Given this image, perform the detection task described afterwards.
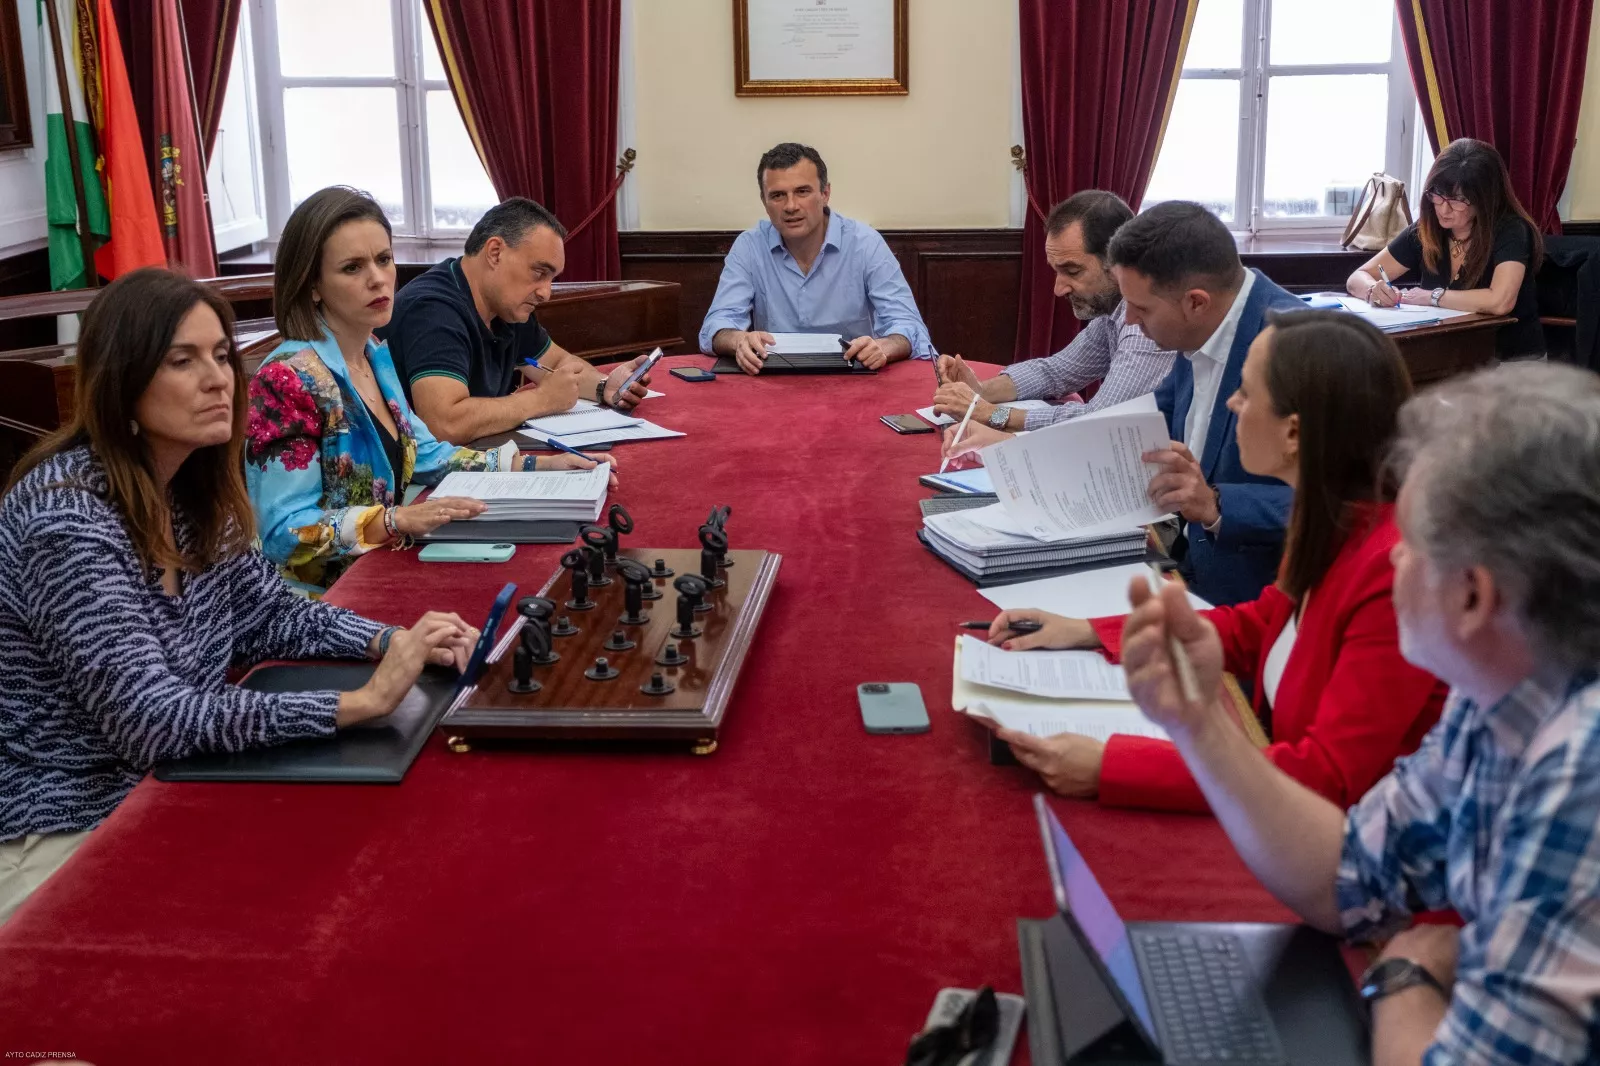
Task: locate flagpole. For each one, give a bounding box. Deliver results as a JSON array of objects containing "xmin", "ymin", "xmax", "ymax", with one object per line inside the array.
[{"xmin": 41, "ymin": 0, "xmax": 99, "ymax": 289}]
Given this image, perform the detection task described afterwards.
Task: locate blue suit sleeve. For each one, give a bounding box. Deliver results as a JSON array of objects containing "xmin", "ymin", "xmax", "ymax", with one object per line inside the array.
[{"xmin": 1212, "ymin": 481, "xmax": 1293, "ymax": 549}]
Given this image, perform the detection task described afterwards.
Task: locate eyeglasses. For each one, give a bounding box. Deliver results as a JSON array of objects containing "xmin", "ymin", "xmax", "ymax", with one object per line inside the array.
[{"xmin": 1425, "ymin": 190, "xmax": 1471, "ymax": 210}]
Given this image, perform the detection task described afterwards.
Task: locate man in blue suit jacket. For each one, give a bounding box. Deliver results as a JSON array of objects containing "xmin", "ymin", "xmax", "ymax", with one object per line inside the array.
[{"xmin": 1108, "ymin": 202, "xmax": 1305, "ymax": 606}]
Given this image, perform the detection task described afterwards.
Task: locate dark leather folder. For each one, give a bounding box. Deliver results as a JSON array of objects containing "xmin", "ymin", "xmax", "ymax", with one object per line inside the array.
[
  {"xmin": 710, "ymin": 353, "xmax": 875, "ymax": 374},
  {"xmin": 152, "ymin": 662, "xmax": 458, "ymax": 784}
]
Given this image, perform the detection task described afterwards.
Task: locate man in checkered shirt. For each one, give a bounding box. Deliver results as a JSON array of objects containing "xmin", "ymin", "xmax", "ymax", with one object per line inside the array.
[
  {"xmin": 1117, "ymin": 363, "xmax": 1600, "ymax": 1064},
  {"xmin": 929, "ymin": 190, "xmax": 1175, "ymax": 444}
]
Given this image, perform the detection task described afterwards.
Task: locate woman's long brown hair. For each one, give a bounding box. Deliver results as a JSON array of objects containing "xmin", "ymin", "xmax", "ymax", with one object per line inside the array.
[
  {"xmin": 1265, "ymin": 310, "xmax": 1413, "ymax": 601},
  {"xmin": 1418, "ymin": 137, "xmax": 1543, "ymax": 285},
  {"xmin": 5, "ymin": 268, "xmax": 255, "ymax": 573}
]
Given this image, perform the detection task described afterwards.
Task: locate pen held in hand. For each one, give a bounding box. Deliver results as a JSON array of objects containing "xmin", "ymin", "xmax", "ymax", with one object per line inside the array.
[
  {"xmin": 1146, "ymin": 564, "xmax": 1203, "ymax": 706},
  {"xmin": 939, "ymin": 392, "xmax": 981, "ymax": 474},
  {"xmin": 960, "ymin": 619, "xmax": 1043, "ymax": 634}
]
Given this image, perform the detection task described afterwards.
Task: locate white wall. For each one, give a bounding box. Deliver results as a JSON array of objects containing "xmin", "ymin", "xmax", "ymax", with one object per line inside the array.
[
  {"xmin": 1561, "ymin": 4, "xmax": 1600, "ymax": 219},
  {"xmin": 0, "ymin": 0, "xmax": 48, "ymax": 256},
  {"xmin": 627, "ymin": 0, "xmax": 1019, "ymax": 230}
]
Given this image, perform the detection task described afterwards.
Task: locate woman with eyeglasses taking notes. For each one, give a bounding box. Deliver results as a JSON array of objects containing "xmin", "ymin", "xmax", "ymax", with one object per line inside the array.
[{"xmin": 1347, "ymin": 137, "xmax": 1544, "ymax": 360}]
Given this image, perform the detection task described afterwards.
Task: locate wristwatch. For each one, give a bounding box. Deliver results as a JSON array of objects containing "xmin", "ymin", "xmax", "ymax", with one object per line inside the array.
[
  {"xmin": 1430, "ymin": 287, "xmax": 1446, "ymax": 307},
  {"xmin": 595, "ymin": 379, "xmax": 611, "ymax": 408},
  {"xmin": 1359, "ymin": 958, "xmax": 1448, "ymax": 1005},
  {"xmin": 986, "ymin": 405, "xmax": 1012, "ymax": 430}
]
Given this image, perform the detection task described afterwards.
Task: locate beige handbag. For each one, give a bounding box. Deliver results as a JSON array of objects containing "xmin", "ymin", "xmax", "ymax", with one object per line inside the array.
[{"xmin": 1341, "ymin": 173, "xmax": 1413, "ymax": 251}]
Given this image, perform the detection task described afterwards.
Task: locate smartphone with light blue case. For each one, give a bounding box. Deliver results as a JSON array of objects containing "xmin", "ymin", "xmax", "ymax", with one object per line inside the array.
[{"xmin": 418, "ymin": 542, "xmax": 516, "ymax": 564}]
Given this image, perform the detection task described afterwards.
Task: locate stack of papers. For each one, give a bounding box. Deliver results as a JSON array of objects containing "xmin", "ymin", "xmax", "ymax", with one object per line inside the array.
[
  {"xmin": 518, "ymin": 406, "xmax": 684, "ymax": 448},
  {"xmin": 766, "ymin": 332, "xmax": 843, "ymax": 355},
  {"xmin": 917, "ymin": 394, "xmax": 1167, "ymax": 583},
  {"xmin": 432, "ymin": 466, "xmax": 611, "ymax": 523},
  {"xmin": 979, "ymin": 562, "xmax": 1211, "ymax": 618},
  {"xmin": 525, "ymin": 406, "xmax": 643, "ymax": 436},
  {"xmin": 951, "ymin": 636, "xmax": 1167, "ymax": 742},
  {"xmin": 520, "ymin": 421, "xmax": 685, "ymax": 448},
  {"xmin": 516, "ymin": 393, "xmax": 682, "ymax": 448},
  {"xmin": 922, "ymin": 504, "xmax": 1147, "ymax": 580},
  {"xmin": 1305, "ymin": 293, "xmax": 1474, "ymax": 332}
]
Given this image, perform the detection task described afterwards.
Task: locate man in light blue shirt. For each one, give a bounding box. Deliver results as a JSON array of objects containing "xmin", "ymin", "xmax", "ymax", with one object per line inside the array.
[{"xmin": 698, "ymin": 142, "xmax": 932, "ymax": 375}]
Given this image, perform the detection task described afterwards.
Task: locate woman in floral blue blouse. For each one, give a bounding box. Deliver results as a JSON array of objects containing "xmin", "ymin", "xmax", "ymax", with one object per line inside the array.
[{"xmin": 246, "ymin": 187, "xmax": 611, "ymax": 588}]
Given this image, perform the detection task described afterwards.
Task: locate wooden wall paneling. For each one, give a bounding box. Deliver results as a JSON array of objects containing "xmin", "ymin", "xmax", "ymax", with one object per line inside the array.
[
  {"xmin": 616, "ymin": 228, "xmax": 1371, "ymax": 364},
  {"xmin": 0, "ymin": 249, "xmax": 52, "ymax": 349}
]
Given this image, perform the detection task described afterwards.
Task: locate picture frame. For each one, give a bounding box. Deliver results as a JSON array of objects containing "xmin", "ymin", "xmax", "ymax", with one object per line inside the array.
[
  {"xmin": 0, "ymin": 0, "xmax": 33, "ymax": 151},
  {"xmin": 734, "ymin": 0, "xmax": 908, "ymax": 98}
]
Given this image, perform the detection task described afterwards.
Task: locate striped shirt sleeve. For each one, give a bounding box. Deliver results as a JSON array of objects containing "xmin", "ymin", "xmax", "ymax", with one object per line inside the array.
[{"xmin": 1001, "ymin": 305, "xmax": 1175, "ymax": 430}]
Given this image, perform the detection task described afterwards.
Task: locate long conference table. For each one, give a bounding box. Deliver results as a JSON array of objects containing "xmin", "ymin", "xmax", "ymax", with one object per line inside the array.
[{"xmin": 0, "ymin": 356, "xmax": 1297, "ymax": 1064}]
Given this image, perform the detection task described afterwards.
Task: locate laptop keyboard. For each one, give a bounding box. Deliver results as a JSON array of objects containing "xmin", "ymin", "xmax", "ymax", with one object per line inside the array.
[{"xmin": 1133, "ymin": 931, "xmax": 1285, "ymax": 1064}]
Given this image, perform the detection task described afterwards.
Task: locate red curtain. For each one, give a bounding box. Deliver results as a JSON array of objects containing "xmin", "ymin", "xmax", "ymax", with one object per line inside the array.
[
  {"xmin": 1397, "ymin": 0, "xmax": 1593, "ymax": 234},
  {"xmin": 109, "ymin": 0, "xmax": 237, "ymax": 162},
  {"xmin": 1014, "ymin": 0, "xmax": 1196, "ymax": 362},
  {"xmin": 182, "ymin": 0, "xmax": 242, "ymax": 155},
  {"xmin": 424, "ymin": 1, "xmax": 623, "ymax": 282}
]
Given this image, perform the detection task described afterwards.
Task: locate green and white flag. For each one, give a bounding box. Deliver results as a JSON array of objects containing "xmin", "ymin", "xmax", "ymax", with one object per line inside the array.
[{"xmin": 39, "ymin": 0, "xmax": 108, "ymax": 290}]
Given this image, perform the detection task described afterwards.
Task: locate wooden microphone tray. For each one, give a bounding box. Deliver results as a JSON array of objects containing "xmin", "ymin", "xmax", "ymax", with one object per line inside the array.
[{"xmin": 438, "ymin": 548, "xmax": 780, "ymax": 752}]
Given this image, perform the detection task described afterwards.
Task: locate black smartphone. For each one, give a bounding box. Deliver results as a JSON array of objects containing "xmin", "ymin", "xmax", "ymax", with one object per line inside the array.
[
  {"xmin": 881, "ymin": 413, "xmax": 936, "ymax": 434},
  {"xmin": 671, "ymin": 367, "xmax": 717, "ymax": 382}
]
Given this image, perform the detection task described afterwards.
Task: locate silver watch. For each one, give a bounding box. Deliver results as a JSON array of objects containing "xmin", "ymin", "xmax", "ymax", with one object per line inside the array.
[
  {"xmin": 986, "ymin": 405, "xmax": 1012, "ymax": 430},
  {"xmin": 1430, "ymin": 287, "xmax": 1445, "ymax": 307}
]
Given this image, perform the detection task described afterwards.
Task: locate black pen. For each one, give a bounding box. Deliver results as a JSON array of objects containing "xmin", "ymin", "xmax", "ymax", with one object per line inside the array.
[{"xmin": 959, "ymin": 619, "xmax": 1043, "ymax": 634}]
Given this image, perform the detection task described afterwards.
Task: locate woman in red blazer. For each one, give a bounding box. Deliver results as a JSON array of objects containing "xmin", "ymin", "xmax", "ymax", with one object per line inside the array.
[{"xmin": 989, "ymin": 309, "xmax": 1447, "ymax": 815}]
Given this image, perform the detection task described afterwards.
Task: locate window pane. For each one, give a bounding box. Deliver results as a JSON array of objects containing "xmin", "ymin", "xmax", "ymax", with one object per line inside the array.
[
  {"xmin": 1183, "ymin": 0, "xmax": 1243, "ymax": 69},
  {"xmin": 421, "ymin": 3, "xmax": 447, "ymax": 82},
  {"xmin": 277, "ymin": 0, "xmax": 394, "ymax": 78},
  {"xmin": 1143, "ymin": 79, "xmax": 1241, "ymax": 224},
  {"xmin": 426, "ymin": 91, "xmax": 498, "ymax": 230},
  {"xmin": 284, "ymin": 87, "xmax": 405, "ymax": 224},
  {"xmin": 1269, "ymin": 0, "xmax": 1392, "ymax": 66},
  {"xmin": 1261, "ymin": 74, "xmax": 1388, "ymax": 218}
]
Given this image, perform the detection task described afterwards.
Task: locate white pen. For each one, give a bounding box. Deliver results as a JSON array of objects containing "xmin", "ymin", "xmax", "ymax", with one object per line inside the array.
[
  {"xmin": 1146, "ymin": 564, "xmax": 1204, "ymax": 706},
  {"xmin": 939, "ymin": 392, "xmax": 981, "ymax": 474}
]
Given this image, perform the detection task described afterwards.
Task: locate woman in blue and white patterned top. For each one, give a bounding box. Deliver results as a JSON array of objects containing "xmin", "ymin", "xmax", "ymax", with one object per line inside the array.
[{"xmin": 0, "ymin": 268, "xmax": 480, "ymax": 922}]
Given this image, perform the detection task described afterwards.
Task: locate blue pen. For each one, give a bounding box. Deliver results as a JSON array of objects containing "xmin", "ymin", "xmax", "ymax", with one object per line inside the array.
[
  {"xmin": 523, "ymin": 356, "xmax": 550, "ymax": 379},
  {"xmin": 539, "ymin": 435, "xmax": 595, "ymax": 463}
]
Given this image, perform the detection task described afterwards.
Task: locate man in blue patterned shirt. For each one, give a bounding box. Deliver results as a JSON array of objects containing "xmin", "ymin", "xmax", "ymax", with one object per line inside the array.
[
  {"xmin": 929, "ymin": 190, "xmax": 1175, "ymax": 434},
  {"xmin": 1116, "ymin": 362, "xmax": 1600, "ymax": 1064}
]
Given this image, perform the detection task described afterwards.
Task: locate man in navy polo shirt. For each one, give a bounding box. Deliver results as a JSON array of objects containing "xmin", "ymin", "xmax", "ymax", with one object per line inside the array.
[{"xmin": 380, "ymin": 197, "xmax": 652, "ymax": 445}]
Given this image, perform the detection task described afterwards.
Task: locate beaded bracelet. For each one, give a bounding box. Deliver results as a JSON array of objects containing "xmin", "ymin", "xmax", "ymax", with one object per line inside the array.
[{"xmin": 382, "ymin": 506, "xmax": 400, "ymax": 540}]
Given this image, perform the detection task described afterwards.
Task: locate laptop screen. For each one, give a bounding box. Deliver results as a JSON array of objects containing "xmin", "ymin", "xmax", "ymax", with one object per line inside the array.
[{"xmin": 1035, "ymin": 795, "xmax": 1156, "ymax": 1037}]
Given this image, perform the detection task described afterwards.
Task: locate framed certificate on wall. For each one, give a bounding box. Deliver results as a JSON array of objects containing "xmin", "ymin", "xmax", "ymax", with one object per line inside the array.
[{"xmin": 734, "ymin": 0, "xmax": 908, "ymax": 97}]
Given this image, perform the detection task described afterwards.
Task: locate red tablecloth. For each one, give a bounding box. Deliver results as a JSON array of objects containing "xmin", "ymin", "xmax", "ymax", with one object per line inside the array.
[{"xmin": 0, "ymin": 356, "xmax": 1292, "ymax": 1064}]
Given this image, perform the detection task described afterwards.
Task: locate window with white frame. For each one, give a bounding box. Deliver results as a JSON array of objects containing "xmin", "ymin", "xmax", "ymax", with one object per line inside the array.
[
  {"xmin": 1143, "ymin": 0, "xmax": 1419, "ymax": 232},
  {"xmin": 248, "ymin": 0, "xmax": 498, "ymax": 240}
]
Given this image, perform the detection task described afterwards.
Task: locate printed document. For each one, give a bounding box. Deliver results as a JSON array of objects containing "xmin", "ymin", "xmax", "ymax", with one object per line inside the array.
[
  {"xmin": 957, "ymin": 634, "xmax": 1130, "ymax": 700},
  {"xmin": 766, "ymin": 332, "xmax": 843, "ymax": 354},
  {"xmin": 981, "ymin": 394, "xmax": 1170, "ymax": 540},
  {"xmin": 981, "ymin": 563, "xmax": 1211, "ymax": 618}
]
